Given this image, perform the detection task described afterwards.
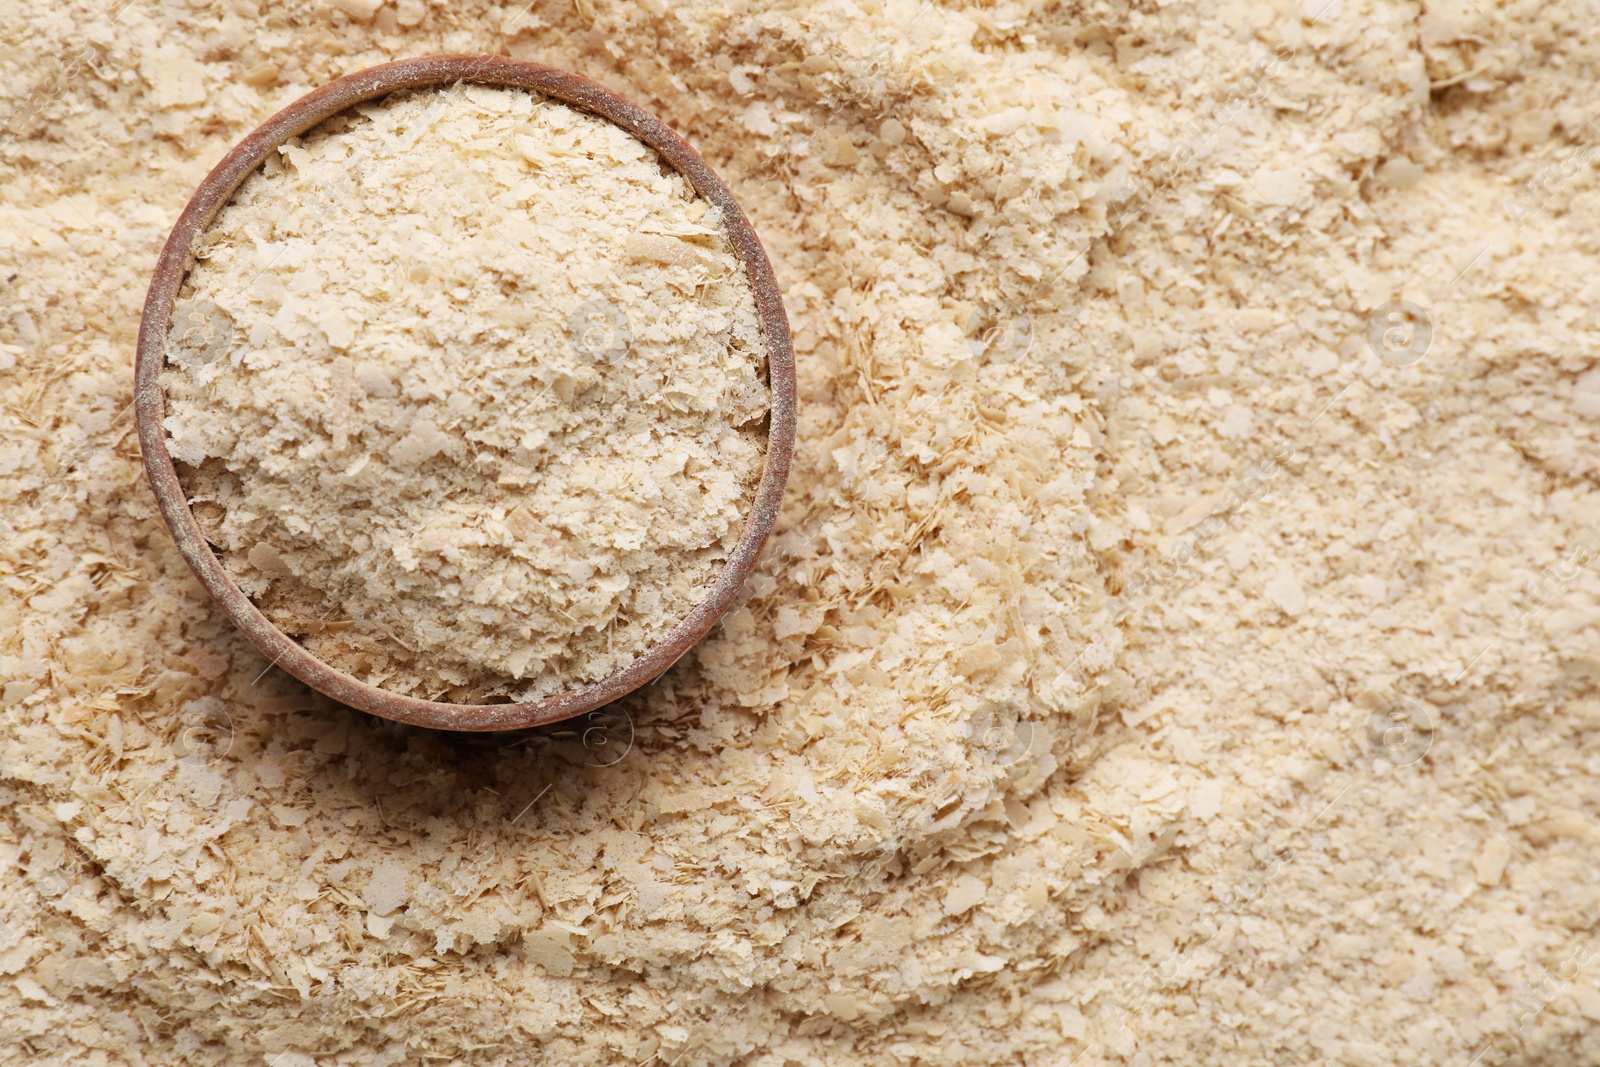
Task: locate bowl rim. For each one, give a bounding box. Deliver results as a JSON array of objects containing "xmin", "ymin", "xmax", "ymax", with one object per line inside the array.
[{"xmin": 133, "ymin": 54, "xmax": 797, "ymax": 732}]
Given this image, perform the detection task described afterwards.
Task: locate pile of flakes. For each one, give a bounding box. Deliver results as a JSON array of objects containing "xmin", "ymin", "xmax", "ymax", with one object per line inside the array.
[
  {"xmin": 162, "ymin": 84, "xmax": 771, "ymax": 702},
  {"xmin": 2, "ymin": 0, "xmax": 1597, "ymax": 1064}
]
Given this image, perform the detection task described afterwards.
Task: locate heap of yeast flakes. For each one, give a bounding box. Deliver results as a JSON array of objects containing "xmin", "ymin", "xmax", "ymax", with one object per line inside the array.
[
  {"xmin": 2, "ymin": 0, "xmax": 1598, "ymax": 1065},
  {"xmin": 161, "ymin": 83, "xmax": 770, "ymax": 702}
]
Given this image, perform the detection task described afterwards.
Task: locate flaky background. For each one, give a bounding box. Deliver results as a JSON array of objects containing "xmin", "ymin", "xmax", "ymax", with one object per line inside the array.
[{"xmin": 3, "ymin": 0, "xmax": 1598, "ymax": 1064}]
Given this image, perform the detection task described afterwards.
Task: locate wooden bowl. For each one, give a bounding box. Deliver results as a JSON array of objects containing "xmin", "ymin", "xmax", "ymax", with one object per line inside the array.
[{"xmin": 134, "ymin": 55, "xmax": 796, "ymax": 732}]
